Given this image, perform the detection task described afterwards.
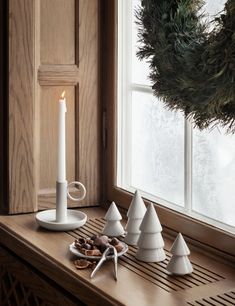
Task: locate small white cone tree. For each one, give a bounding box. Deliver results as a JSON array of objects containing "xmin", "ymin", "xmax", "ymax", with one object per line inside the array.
[
  {"xmin": 166, "ymin": 233, "xmax": 193, "ymax": 275},
  {"xmin": 125, "ymin": 190, "xmax": 146, "ymax": 245},
  {"xmin": 136, "ymin": 202, "xmax": 166, "ymax": 262},
  {"xmin": 102, "ymin": 202, "xmax": 125, "ymax": 237}
]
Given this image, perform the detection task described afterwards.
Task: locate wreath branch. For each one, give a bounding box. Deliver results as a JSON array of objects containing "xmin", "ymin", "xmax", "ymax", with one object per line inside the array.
[{"xmin": 137, "ymin": 0, "xmax": 235, "ymax": 132}]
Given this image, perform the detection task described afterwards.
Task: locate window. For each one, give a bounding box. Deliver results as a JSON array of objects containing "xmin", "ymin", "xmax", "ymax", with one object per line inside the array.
[{"xmin": 117, "ymin": 0, "xmax": 235, "ymax": 234}]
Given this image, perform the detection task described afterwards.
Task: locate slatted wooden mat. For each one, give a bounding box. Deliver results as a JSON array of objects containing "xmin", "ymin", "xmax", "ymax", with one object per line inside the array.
[
  {"xmin": 187, "ymin": 291, "xmax": 235, "ymax": 306},
  {"xmin": 68, "ymin": 218, "xmax": 224, "ymax": 293}
]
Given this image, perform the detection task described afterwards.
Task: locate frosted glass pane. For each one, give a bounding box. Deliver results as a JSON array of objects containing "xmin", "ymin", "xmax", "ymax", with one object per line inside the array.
[
  {"xmin": 192, "ymin": 128, "xmax": 235, "ymax": 227},
  {"xmin": 202, "ymin": 0, "xmax": 226, "ymax": 22},
  {"xmin": 131, "ymin": 91, "xmax": 184, "ymax": 206},
  {"xmin": 200, "ymin": 0, "xmax": 227, "ymax": 32},
  {"xmin": 131, "ymin": 0, "xmax": 151, "ymax": 86}
]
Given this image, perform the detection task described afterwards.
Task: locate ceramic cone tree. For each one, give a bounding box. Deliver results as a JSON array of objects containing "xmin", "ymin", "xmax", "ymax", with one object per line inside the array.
[
  {"xmin": 102, "ymin": 202, "xmax": 125, "ymax": 237},
  {"xmin": 136, "ymin": 203, "xmax": 166, "ymax": 262},
  {"xmin": 125, "ymin": 190, "xmax": 146, "ymax": 245},
  {"xmin": 166, "ymin": 233, "xmax": 193, "ymax": 275}
]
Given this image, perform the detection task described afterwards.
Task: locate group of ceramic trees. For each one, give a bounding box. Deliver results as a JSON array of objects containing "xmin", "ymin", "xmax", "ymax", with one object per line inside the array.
[{"xmin": 102, "ymin": 191, "xmax": 193, "ymax": 275}]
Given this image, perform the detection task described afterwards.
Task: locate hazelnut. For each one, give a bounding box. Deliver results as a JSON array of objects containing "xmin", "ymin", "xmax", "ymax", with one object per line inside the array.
[
  {"xmin": 115, "ymin": 242, "xmax": 124, "ymax": 253},
  {"xmin": 100, "ymin": 235, "xmax": 109, "ymax": 243},
  {"xmin": 99, "ymin": 242, "xmax": 109, "ymax": 253},
  {"xmin": 110, "ymin": 238, "xmax": 119, "ymax": 246},
  {"xmin": 94, "ymin": 237, "xmax": 103, "ymax": 246}
]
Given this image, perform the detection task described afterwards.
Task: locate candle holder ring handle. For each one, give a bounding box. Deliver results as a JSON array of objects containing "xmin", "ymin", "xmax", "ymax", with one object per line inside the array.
[{"xmin": 67, "ymin": 181, "xmax": 86, "ymax": 202}]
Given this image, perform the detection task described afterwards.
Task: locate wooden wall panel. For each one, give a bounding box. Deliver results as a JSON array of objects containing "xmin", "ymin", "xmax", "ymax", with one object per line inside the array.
[
  {"xmin": 38, "ymin": 0, "xmax": 100, "ymax": 207},
  {"xmin": 5, "ymin": 0, "xmax": 100, "ymax": 213},
  {"xmin": 8, "ymin": 0, "xmax": 37, "ymax": 213},
  {"xmin": 38, "ymin": 65, "xmax": 79, "ymax": 86},
  {"xmin": 40, "ymin": 0, "xmax": 75, "ymax": 65},
  {"xmin": 38, "ymin": 0, "xmax": 78, "ymax": 203},
  {"xmin": 40, "ymin": 86, "xmax": 75, "ymax": 190}
]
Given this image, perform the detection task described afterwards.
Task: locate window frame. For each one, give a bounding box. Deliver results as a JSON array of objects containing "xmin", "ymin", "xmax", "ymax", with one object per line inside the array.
[{"xmin": 102, "ymin": 0, "xmax": 235, "ymax": 258}]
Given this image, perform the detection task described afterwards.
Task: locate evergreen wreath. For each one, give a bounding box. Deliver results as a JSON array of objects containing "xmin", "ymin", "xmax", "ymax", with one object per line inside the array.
[{"xmin": 137, "ymin": 0, "xmax": 235, "ymax": 132}]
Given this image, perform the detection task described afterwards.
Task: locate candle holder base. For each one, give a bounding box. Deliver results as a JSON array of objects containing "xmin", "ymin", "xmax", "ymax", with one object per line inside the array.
[{"xmin": 35, "ymin": 209, "xmax": 87, "ymax": 231}]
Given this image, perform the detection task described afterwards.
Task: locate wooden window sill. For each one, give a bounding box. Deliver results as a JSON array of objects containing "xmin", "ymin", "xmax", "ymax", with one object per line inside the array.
[{"xmin": 0, "ymin": 207, "xmax": 235, "ymax": 306}]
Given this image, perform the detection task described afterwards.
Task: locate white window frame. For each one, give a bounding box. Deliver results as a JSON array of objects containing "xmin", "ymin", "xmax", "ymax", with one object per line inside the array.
[{"xmin": 117, "ymin": 0, "xmax": 235, "ymax": 234}]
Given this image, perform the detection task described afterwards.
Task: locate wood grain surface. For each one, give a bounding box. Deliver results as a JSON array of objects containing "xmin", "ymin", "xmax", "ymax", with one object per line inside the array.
[
  {"xmin": 5, "ymin": 0, "xmax": 101, "ymax": 214},
  {"xmin": 8, "ymin": 0, "xmax": 37, "ymax": 213},
  {"xmin": 0, "ymin": 207, "xmax": 235, "ymax": 306},
  {"xmin": 0, "ymin": 0, "xmax": 8, "ymax": 214},
  {"xmin": 38, "ymin": 64, "xmax": 79, "ymax": 86},
  {"xmin": 38, "ymin": 0, "xmax": 101, "ymax": 207},
  {"xmin": 77, "ymin": 0, "xmax": 101, "ymax": 206},
  {"xmin": 40, "ymin": 0, "xmax": 75, "ymax": 65},
  {"xmin": 101, "ymin": 0, "xmax": 116, "ymax": 208}
]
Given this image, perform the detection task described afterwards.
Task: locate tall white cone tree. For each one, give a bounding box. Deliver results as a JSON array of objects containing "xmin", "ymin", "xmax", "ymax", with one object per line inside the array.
[
  {"xmin": 102, "ymin": 202, "xmax": 125, "ymax": 237},
  {"xmin": 166, "ymin": 233, "xmax": 193, "ymax": 275},
  {"xmin": 125, "ymin": 190, "xmax": 146, "ymax": 245},
  {"xmin": 136, "ymin": 202, "xmax": 166, "ymax": 262}
]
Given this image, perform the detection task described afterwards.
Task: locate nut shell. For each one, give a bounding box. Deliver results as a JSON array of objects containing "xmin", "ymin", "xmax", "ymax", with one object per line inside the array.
[
  {"xmin": 78, "ymin": 238, "xmax": 86, "ymax": 244},
  {"xmin": 74, "ymin": 259, "xmax": 93, "ymax": 269},
  {"xmin": 110, "ymin": 238, "xmax": 119, "ymax": 246},
  {"xmin": 81, "ymin": 243, "xmax": 92, "ymax": 250},
  {"xmin": 115, "ymin": 242, "xmax": 124, "ymax": 253},
  {"xmin": 85, "ymin": 249, "xmax": 102, "ymax": 256}
]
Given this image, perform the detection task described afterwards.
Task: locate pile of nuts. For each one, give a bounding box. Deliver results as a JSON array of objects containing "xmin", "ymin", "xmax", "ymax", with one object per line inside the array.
[{"xmin": 74, "ymin": 235, "xmax": 124, "ymax": 257}]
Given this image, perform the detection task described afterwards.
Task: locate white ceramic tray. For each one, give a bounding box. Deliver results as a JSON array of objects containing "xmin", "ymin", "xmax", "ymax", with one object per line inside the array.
[
  {"xmin": 69, "ymin": 241, "xmax": 128, "ymax": 260},
  {"xmin": 36, "ymin": 209, "xmax": 87, "ymax": 231}
]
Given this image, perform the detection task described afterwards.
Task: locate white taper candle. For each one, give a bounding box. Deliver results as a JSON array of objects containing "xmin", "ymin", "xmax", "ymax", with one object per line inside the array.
[
  {"xmin": 57, "ymin": 91, "xmax": 67, "ymax": 182},
  {"xmin": 56, "ymin": 91, "xmax": 67, "ymax": 223}
]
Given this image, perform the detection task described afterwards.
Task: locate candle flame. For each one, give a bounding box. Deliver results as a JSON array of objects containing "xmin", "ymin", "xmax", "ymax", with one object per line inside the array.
[{"xmin": 60, "ymin": 91, "xmax": 66, "ymax": 99}]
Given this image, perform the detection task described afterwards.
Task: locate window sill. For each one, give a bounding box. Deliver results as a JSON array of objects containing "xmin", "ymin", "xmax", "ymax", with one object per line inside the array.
[{"xmin": 0, "ymin": 207, "xmax": 235, "ymax": 306}]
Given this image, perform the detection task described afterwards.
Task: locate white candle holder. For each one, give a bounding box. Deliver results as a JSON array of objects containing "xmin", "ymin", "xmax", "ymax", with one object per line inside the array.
[{"xmin": 36, "ymin": 180, "xmax": 87, "ymax": 231}]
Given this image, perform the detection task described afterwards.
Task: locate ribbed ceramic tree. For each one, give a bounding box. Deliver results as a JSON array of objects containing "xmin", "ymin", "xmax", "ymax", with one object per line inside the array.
[
  {"xmin": 136, "ymin": 203, "xmax": 166, "ymax": 262},
  {"xmin": 102, "ymin": 202, "xmax": 125, "ymax": 237},
  {"xmin": 125, "ymin": 190, "xmax": 146, "ymax": 245},
  {"xmin": 166, "ymin": 233, "xmax": 193, "ymax": 275}
]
